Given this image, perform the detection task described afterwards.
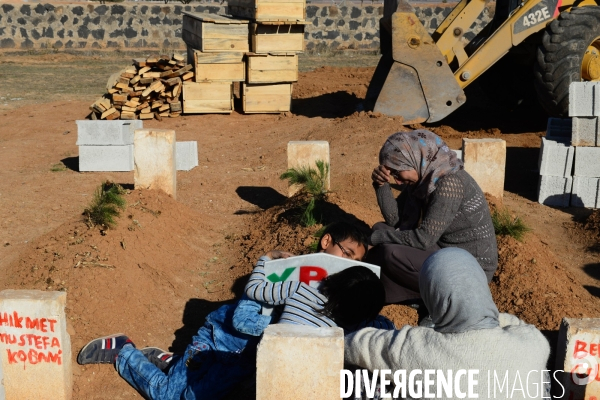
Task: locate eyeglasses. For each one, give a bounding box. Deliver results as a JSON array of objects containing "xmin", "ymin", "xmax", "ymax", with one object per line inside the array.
[{"xmin": 334, "ymin": 241, "xmax": 353, "ymax": 259}]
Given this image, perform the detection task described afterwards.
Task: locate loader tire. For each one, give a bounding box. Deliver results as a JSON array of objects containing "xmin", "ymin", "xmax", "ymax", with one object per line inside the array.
[{"xmin": 534, "ymin": 7, "xmax": 600, "ymax": 117}]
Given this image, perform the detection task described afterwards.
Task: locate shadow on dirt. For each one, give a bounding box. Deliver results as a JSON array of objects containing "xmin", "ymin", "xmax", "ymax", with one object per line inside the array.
[
  {"xmin": 169, "ymin": 275, "xmax": 250, "ymax": 353},
  {"xmin": 292, "ymin": 91, "xmax": 360, "ymax": 118},
  {"xmin": 61, "ymin": 156, "xmax": 79, "ymax": 172},
  {"xmin": 235, "ymin": 186, "xmax": 287, "ymax": 211},
  {"xmin": 504, "ymin": 147, "xmax": 540, "ymax": 201}
]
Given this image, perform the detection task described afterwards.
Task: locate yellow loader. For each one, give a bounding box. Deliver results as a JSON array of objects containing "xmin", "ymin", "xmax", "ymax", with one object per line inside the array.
[{"xmin": 368, "ymin": 0, "xmax": 600, "ymax": 123}]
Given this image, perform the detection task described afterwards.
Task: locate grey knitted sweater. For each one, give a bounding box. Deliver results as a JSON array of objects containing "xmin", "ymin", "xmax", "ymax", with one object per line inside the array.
[{"xmin": 371, "ymin": 169, "xmax": 498, "ymax": 280}]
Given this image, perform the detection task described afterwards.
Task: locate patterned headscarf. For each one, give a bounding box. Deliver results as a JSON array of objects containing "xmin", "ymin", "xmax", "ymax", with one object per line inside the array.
[{"xmin": 379, "ymin": 130, "xmax": 463, "ymax": 200}]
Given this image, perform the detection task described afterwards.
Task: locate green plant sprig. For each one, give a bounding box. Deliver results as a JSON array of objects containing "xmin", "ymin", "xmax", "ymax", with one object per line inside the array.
[
  {"xmin": 83, "ymin": 181, "xmax": 127, "ymax": 229},
  {"xmin": 491, "ymin": 207, "xmax": 531, "ymax": 242}
]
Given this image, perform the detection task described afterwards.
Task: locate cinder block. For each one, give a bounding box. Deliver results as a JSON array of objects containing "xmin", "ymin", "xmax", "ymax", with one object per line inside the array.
[
  {"xmin": 554, "ymin": 318, "xmax": 600, "ymax": 400},
  {"xmin": 571, "ymin": 177, "xmax": 600, "ymax": 208},
  {"xmin": 134, "ymin": 129, "xmax": 177, "ymax": 199},
  {"xmin": 462, "ymin": 138, "xmax": 506, "ymax": 199},
  {"xmin": 256, "ymin": 324, "xmax": 343, "ymax": 400},
  {"xmin": 76, "ymin": 120, "xmax": 143, "ymax": 145},
  {"xmin": 569, "ymin": 82, "xmax": 600, "ymax": 117},
  {"xmin": 0, "ymin": 290, "xmax": 72, "ymax": 400},
  {"xmin": 287, "ymin": 141, "xmax": 330, "ymax": 197},
  {"xmin": 452, "ymin": 149, "xmax": 463, "ymax": 161},
  {"xmin": 574, "ymin": 146, "xmax": 600, "ymax": 177},
  {"xmin": 176, "ymin": 141, "xmax": 198, "ymax": 171},
  {"xmin": 572, "ymin": 117, "xmax": 599, "ymax": 147},
  {"xmin": 538, "ymin": 137, "xmax": 574, "ymax": 177},
  {"xmin": 546, "ymin": 117, "xmax": 572, "ymax": 144},
  {"xmin": 538, "ymin": 175, "xmax": 572, "ymax": 207},
  {"xmin": 78, "ymin": 145, "xmax": 134, "ymax": 172}
]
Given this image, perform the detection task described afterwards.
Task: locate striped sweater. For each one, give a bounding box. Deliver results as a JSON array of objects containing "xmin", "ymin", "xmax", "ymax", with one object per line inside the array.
[{"xmin": 244, "ymin": 256, "xmax": 395, "ymax": 331}]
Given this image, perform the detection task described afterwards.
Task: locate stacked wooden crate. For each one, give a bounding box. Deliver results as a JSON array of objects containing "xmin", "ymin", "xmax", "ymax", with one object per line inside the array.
[
  {"xmin": 181, "ymin": 0, "xmax": 305, "ymax": 114},
  {"xmin": 182, "ymin": 13, "xmax": 249, "ymax": 114},
  {"xmin": 230, "ymin": 0, "xmax": 306, "ymax": 113}
]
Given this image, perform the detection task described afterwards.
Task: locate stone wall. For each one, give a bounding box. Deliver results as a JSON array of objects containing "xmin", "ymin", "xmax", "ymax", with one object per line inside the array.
[{"xmin": 0, "ymin": 2, "xmax": 494, "ymax": 51}]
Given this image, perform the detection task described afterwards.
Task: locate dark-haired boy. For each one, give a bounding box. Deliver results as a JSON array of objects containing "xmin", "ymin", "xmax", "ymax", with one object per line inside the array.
[{"xmin": 77, "ymin": 222, "xmax": 392, "ymax": 400}]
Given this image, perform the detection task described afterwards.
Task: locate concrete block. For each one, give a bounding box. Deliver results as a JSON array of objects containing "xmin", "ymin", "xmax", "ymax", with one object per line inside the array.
[
  {"xmin": 554, "ymin": 318, "xmax": 600, "ymax": 400},
  {"xmin": 571, "ymin": 177, "xmax": 600, "ymax": 208},
  {"xmin": 462, "ymin": 138, "xmax": 506, "ymax": 199},
  {"xmin": 256, "ymin": 324, "xmax": 343, "ymax": 400},
  {"xmin": 287, "ymin": 141, "xmax": 330, "ymax": 197},
  {"xmin": 78, "ymin": 145, "xmax": 134, "ymax": 172},
  {"xmin": 574, "ymin": 146, "xmax": 600, "ymax": 177},
  {"xmin": 452, "ymin": 149, "xmax": 463, "ymax": 161},
  {"xmin": 569, "ymin": 82, "xmax": 600, "ymax": 117},
  {"xmin": 176, "ymin": 141, "xmax": 198, "ymax": 171},
  {"xmin": 76, "ymin": 120, "xmax": 143, "ymax": 146},
  {"xmin": 538, "ymin": 175, "xmax": 572, "ymax": 207},
  {"xmin": 134, "ymin": 129, "xmax": 177, "ymax": 199},
  {"xmin": 538, "ymin": 137, "xmax": 574, "ymax": 177},
  {"xmin": 572, "ymin": 117, "xmax": 599, "ymax": 147},
  {"xmin": 0, "ymin": 290, "xmax": 72, "ymax": 400},
  {"xmin": 546, "ymin": 117, "xmax": 572, "ymax": 144}
]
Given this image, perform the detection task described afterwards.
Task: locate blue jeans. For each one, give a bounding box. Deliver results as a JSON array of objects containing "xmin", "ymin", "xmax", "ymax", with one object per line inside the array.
[
  {"xmin": 116, "ymin": 301, "xmax": 265, "ymax": 400},
  {"xmin": 117, "ymin": 343, "xmax": 255, "ymax": 400}
]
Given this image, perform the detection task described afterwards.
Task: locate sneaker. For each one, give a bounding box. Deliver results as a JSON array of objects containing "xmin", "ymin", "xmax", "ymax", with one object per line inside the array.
[
  {"xmin": 141, "ymin": 347, "xmax": 174, "ymax": 370},
  {"xmin": 77, "ymin": 334, "xmax": 134, "ymax": 365}
]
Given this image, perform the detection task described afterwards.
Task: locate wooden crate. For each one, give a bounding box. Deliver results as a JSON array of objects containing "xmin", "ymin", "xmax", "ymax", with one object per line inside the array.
[
  {"xmin": 182, "ymin": 13, "xmax": 249, "ymax": 52},
  {"xmin": 251, "ymin": 22, "xmax": 306, "ymax": 53},
  {"xmin": 243, "ymin": 83, "xmax": 292, "ymax": 113},
  {"xmin": 190, "ymin": 48, "xmax": 246, "ymax": 82},
  {"xmin": 183, "ymin": 81, "xmax": 233, "ymax": 114},
  {"xmin": 247, "ymin": 53, "xmax": 298, "ymax": 83},
  {"xmin": 228, "ymin": 0, "xmax": 305, "ymax": 22}
]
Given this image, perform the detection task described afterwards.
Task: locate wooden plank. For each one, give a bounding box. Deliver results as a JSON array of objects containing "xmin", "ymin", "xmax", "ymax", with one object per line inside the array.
[
  {"xmin": 251, "ymin": 26, "xmax": 304, "ymax": 53},
  {"xmin": 247, "ymin": 53, "xmax": 297, "ymax": 83},
  {"xmin": 182, "ymin": 12, "xmax": 249, "ymax": 24},
  {"xmin": 183, "ymin": 100, "xmax": 232, "ymax": 113},
  {"xmin": 121, "ymin": 111, "xmax": 137, "ymax": 120},
  {"xmin": 194, "ymin": 50, "xmax": 245, "ymax": 64},
  {"xmin": 101, "ymin": 107, "xmax": 118, "ymax": 119},
  {"xmin": 183, "ymin": 82, "xmax": 232, "ymax": 101},
  {"xmin": 195, "ymin": 63, "xmax": 245, "ymax": 82},
  {"xmin": 228, "ymin": 0, "xmax": 306, "ymax": 21},
  {"xmin": 243, "ymin": 83, "xmax": 292, "ymax": 113},
  {"xmin": 139, "ymin": 113, "xmax": 154, "ymax": 120}
]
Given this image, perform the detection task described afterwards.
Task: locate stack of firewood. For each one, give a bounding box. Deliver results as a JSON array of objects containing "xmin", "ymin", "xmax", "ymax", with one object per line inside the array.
[{"xmin": 89, "ymin": 54, "xmax": 195, "ymax": 121}]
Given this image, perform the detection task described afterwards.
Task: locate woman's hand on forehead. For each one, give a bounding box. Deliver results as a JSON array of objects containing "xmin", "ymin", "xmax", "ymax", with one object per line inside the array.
[{"xmin": 371, "ymin": 165, "xmax": 392, "ymax": 187}]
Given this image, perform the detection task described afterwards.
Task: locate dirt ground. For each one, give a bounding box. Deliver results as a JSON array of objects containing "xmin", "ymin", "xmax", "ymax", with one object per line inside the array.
[{"xmin": 0, "ymin": 51, "xmax": 600, "ymax": 399}]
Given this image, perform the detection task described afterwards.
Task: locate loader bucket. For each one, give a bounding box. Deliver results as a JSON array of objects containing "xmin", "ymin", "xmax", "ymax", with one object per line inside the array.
[{"xmin": 374, "ymin": 11, "xmax": 466, "ymax": 123}]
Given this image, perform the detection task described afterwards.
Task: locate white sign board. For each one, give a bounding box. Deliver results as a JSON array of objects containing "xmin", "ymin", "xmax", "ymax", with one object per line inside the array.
[{"xmin": 261, "ymin": 254, "xmax": 380, "ymax": 315}]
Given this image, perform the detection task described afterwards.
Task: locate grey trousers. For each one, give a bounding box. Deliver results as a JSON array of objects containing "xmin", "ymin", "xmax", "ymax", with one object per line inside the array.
[{"xmin": 366, "ymin": 222, "xmax": 440, "ymax": 304}]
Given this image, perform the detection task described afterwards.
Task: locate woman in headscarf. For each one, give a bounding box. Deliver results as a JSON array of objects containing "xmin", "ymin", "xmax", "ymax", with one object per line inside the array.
[
  {"xmin": 345, "ymin": 248, "xmax": 550, "ymax": 400},
  {"xmin": 367, "ymin": 129, "xmax": 497, "ymax": 304}
]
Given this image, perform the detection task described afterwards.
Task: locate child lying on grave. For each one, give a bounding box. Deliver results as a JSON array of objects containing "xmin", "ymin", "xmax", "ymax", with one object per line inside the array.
[{"xmin": 77, "ymin": 222, "xmax": 395, "ymax": 400}]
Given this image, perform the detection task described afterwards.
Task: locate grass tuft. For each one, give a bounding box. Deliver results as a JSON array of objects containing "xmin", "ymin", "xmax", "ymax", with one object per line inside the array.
[
  {"xmin": 491, "ymin": 208, "xmax": 531, "ymax": 242},
  {"xmin": 280, "ymin": 160, "xmax": 329, "ymax": 227},
  {"xmin": 50, "ymin": 162, "xmax": 66, "ymax": 172},
  {"xmin": 83, "ymin": 181, "xmax": 126, "ymax": 229}
]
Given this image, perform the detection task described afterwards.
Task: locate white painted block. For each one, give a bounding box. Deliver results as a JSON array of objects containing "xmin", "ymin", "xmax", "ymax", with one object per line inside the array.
[
  {"xmin": 538, "ymin": 175, "xmax": 572, "ymax": 207},
  {"xmin": 176, "ymin": 141, "xmax": 198, "ymax": 171},
  {"xmin": 574, "ymin": 146, "xmax": 600, "ymax": 177},
  {"xmin": 256, "ymin": 324, "xmax": 343, "ymax": 400},
  {"xmin": 452, "ymin": 149, "xmax": 463, "ymax": 161},
  {"xmin": 78, "ymin": 145, "xmax": 134, "ymax": 172},
  {"xmin": 569, "ymin": 82, "xmax": 600, "ymax": 117},
  {"xmin": 546, "ymin": 117, "xmax": 572, "ymax": 144},
  {"xmin": 134, "ymin": 129, "xmax": 177, "ymax": 199},
  {"xmin": 0, "ymin": 290, "xmax": 71, "ymax": 400},
  {"xmin": 555, "ymin": 318, "xmax": 600, "ymax": 400},
  {"xmin": 287, "ymin": 141, "xmax": 330, "ymax": 197},
  {"xmin": 571, "ymin": 177, "xmax": 600, "ymax": 208},
  {"xmin": 572, "ymin": 117, "xmax": 599, "ymax": 147},
  {"xmin": 538, "ymin": 137, "xmax": 574, "ymax": 177},
  {"xmin": 462, "ymin": 138, "xmax": 506, "ymax": 199},
  {"xmin": 76, "ymin": 120, "xmax": 143, "ymax": 146}
]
